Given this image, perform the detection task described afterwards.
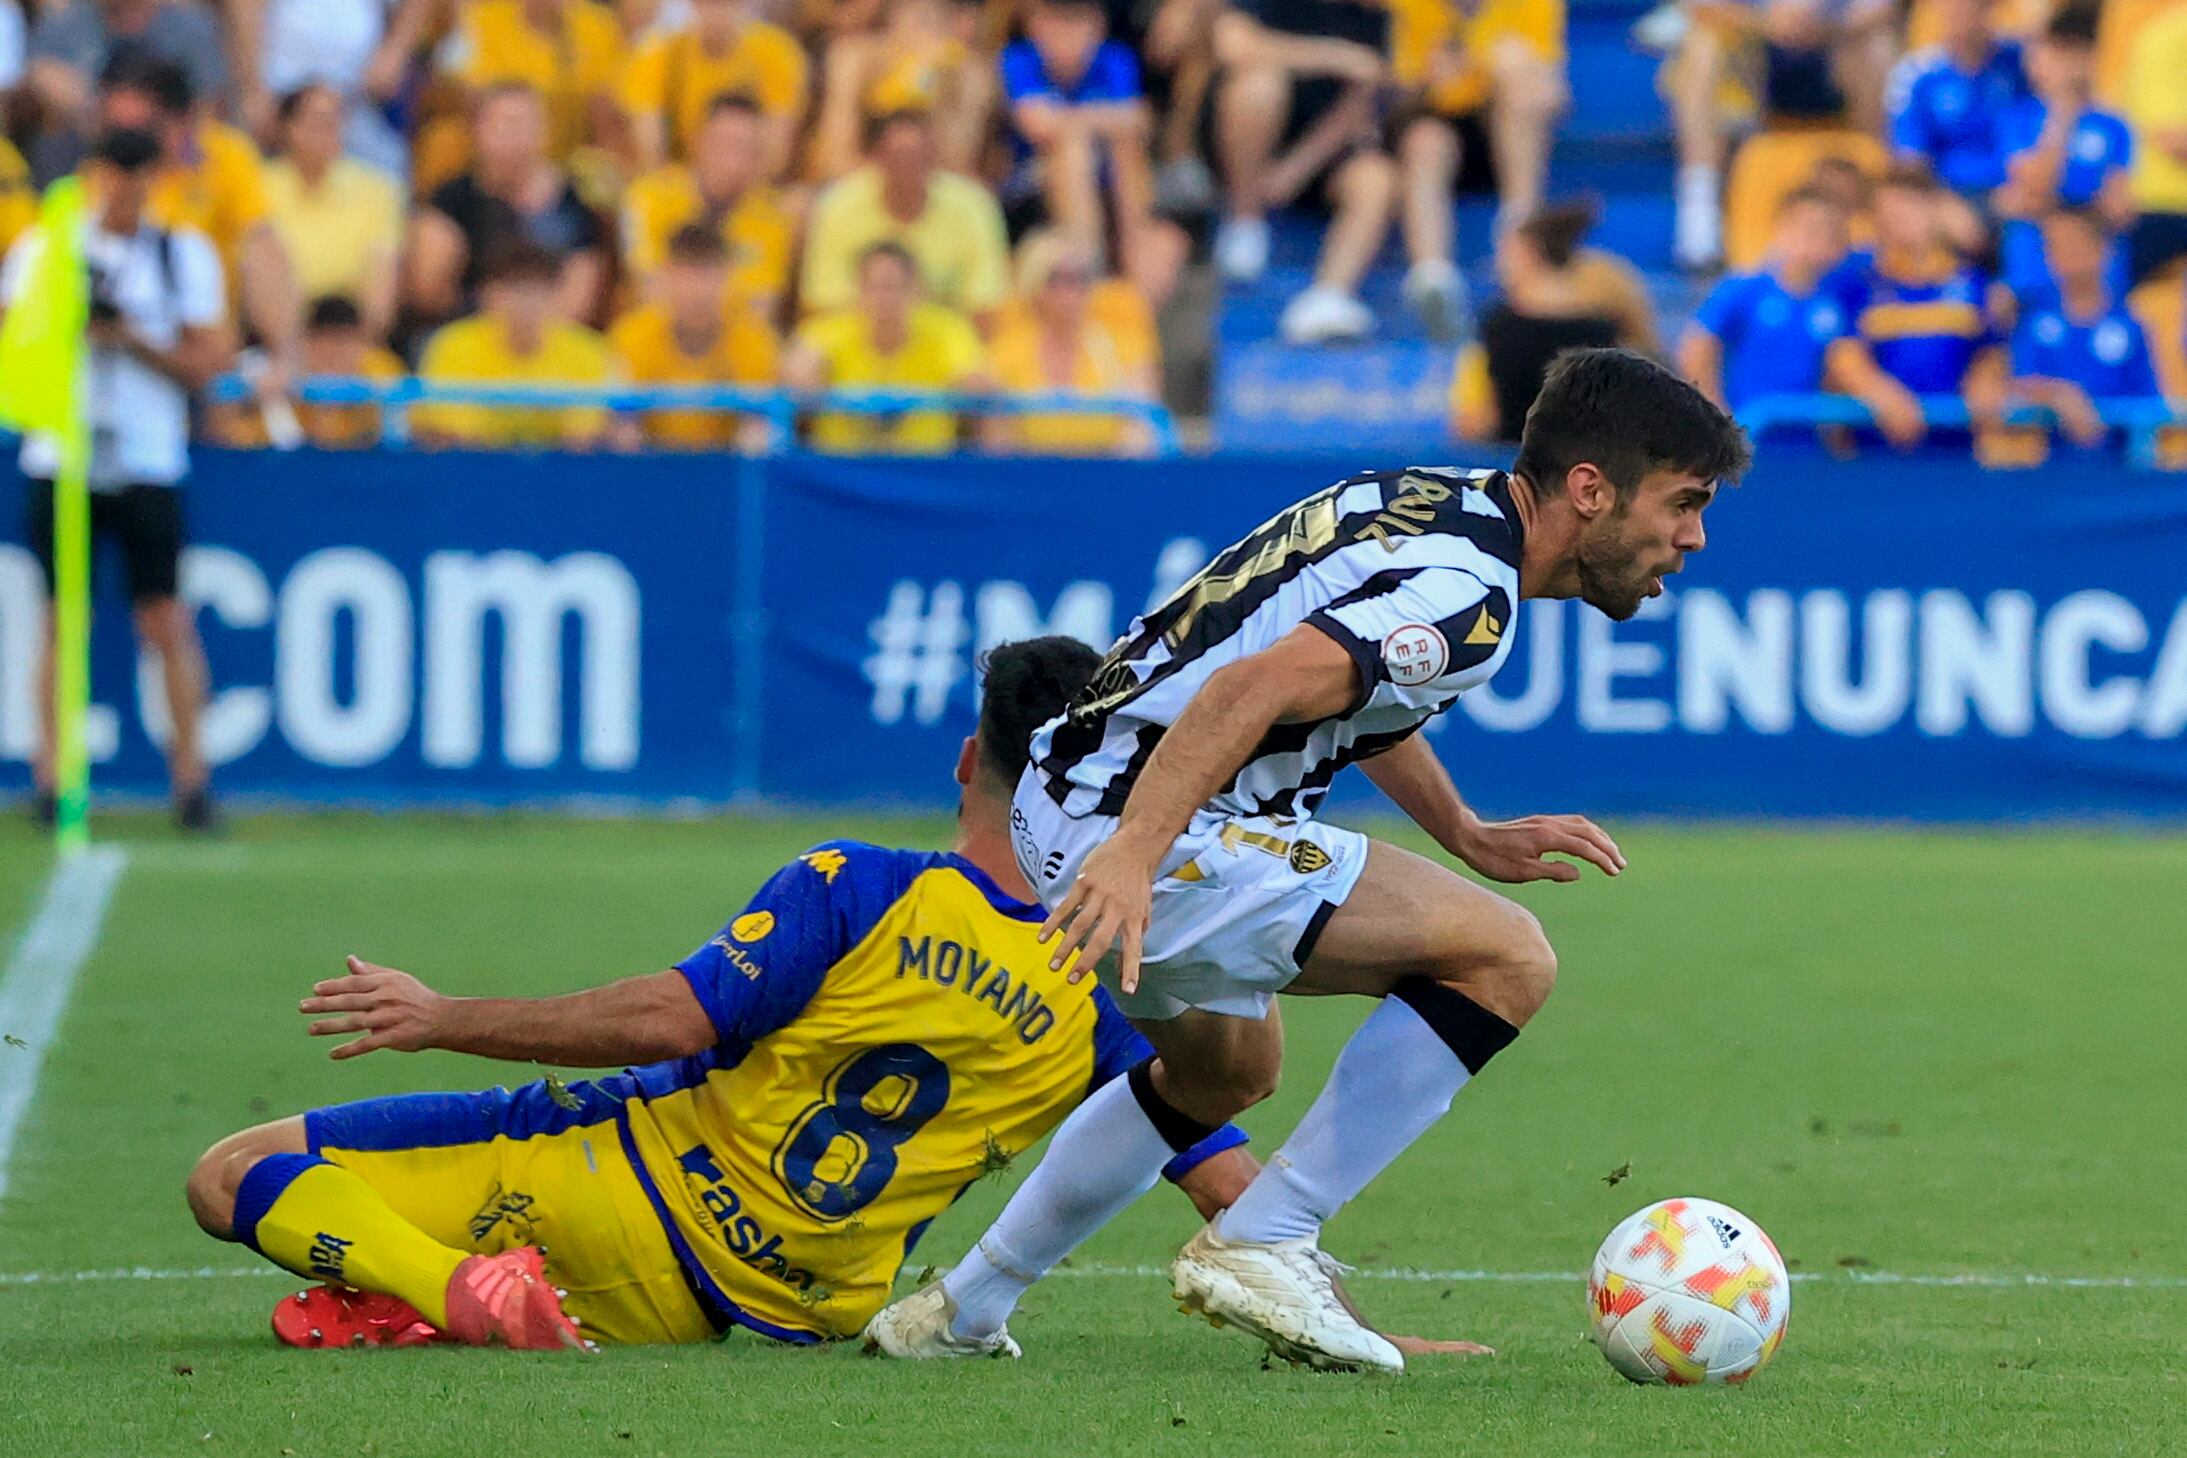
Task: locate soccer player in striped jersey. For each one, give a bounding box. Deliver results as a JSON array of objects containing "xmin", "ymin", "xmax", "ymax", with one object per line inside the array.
[{"xmin": 867, "ymin": 347, "xmax": 1750, "ymax": 1372}]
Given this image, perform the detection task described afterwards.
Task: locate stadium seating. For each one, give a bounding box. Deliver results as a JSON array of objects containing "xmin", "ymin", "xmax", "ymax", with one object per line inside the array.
[{"xmin": 0, "ymin": 0, "xmax": 2179, "ymax": 460}]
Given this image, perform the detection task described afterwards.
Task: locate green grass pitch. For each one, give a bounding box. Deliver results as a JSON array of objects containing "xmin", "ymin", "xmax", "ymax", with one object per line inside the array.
[{"xmin": 0, "ymin": 813, "xmax": 2181, "ymax": 1457}]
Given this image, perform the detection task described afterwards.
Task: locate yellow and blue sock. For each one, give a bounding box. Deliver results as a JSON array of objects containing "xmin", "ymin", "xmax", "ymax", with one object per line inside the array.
[{"xmin": 232, "ymin": 1153, "xmax": 469, "ymax": 1329}]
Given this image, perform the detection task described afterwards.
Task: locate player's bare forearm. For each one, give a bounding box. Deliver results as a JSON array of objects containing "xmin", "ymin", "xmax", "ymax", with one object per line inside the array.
[
  {"xmin": 1361, "ymin": 730, "xmax": 1475, "ymax": 848},
  {"xmin": 301, "ymin": 958, "xmax": 716, "ymax": 1066},
  {"xmin": 1040, "ymin": 626, "xmax": 1356, "ymax": 982},
  {"xmin": 1364, "ymin": 729, "xmax": 1626, "ymax": 883}
]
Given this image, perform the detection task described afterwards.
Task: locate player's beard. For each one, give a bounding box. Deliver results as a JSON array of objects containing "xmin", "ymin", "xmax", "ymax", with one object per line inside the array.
[{"xmin": 1574, "ymin": 508, "xmax": 1655, "ymax": 622}]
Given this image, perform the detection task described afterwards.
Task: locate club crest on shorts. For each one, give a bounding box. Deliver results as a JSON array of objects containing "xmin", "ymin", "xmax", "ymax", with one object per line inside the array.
[
  {"xmin": 1381, "ymin": 623, "xmax": 1448, "ymax": 687},
  {"xmin": 1289, "ymin": 840, "xmax": 1332, "ymax": 874}
]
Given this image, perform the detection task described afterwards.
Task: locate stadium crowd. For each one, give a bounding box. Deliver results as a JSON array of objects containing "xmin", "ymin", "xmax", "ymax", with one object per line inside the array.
[{"xmin": 0, "ymin": 0, "xmax": 2181, "ymax": 458}]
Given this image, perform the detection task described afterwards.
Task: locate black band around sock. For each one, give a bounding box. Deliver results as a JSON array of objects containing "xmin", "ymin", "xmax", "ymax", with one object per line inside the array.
[
  {"xmin": 1391, "ymin": 976, "xmax": 1521, "ymax": 1075},
  {"xmin": 1126, "ymin": 1058, "xmax": 1223, "ymax": 1154}
]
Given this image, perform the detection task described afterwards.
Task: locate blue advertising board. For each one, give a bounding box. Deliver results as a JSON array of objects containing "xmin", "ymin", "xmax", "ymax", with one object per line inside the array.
[{"xmin": 2, "ymin": 447, "xmax": 2183, "ymax": 820}]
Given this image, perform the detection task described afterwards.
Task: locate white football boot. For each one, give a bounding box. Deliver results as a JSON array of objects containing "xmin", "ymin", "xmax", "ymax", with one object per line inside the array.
[
  {"xmin": 1171, "ymin": 1223, "xmax": 1404, "ymax": 1373},
  {"xmin": 861, "ymin": 1282, "xmax": 1022, "ymax": 1360}
]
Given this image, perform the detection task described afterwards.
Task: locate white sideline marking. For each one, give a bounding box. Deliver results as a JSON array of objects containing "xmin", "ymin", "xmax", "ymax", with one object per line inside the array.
[
  {"xmin": 2, "ymin": 1262, "xmax": 2183, "ymax": 1292},
  {"xmin": 0, "ymin": 846, "xmax": 130, "ymax": 1205},
  {"xmin": 1047, "ymin": 1263, "xmax": 2187, "ymax": 1291}
]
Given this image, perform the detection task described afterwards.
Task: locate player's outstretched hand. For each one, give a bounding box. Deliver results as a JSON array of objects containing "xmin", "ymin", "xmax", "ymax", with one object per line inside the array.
[
  {"xmin": 1038, "ymin": 837, "xmax": 1155, "ymax": 992},
  {"xmin": 1327, "ymin": 1267, "xmax": 1495, "ymax": 1357},
  {"xmin": 1452, "ymin": 814, "xmax": 1625, "ymax": 884},
  {"xmin": 300, "ymin": 956, "xmax": 448, "ymax": 1059}
]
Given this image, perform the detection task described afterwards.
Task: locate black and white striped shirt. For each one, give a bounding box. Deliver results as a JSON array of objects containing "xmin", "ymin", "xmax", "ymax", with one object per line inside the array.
[{"xmin": 1031, "ymin": 467, "xmax": 1525, "ymax": 821}]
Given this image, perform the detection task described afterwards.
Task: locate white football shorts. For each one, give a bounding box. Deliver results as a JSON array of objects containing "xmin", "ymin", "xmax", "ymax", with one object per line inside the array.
[{"xmin": 1010, "ymin": 767, "xmax": 1370, "ymax": 1021}]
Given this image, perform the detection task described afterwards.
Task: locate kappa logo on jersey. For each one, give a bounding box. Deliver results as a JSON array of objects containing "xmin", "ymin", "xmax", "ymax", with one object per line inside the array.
[
  {"xmin": 1289, "ymin": 840, "xmax": 1331, "ymax": 875},
  {"xmin": 1382, "ymin": 623, "xmax": 1449, "ymax": 687},
  {"xmin": 730, "ymin": 910, "xmax": 776, "ymax": 943},
  {"xmin": 800, "ymin": 849, "xmax": 848, "ymax": 883}
]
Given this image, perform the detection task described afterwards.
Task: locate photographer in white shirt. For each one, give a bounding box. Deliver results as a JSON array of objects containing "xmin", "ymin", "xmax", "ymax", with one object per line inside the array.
[{"xmin": 1, "ymin": 127, "xmax": 233, "ymax": 832}]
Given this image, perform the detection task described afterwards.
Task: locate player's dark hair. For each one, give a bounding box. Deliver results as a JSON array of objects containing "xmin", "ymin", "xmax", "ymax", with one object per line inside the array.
[
  {"xmin": 975, "ymin": 637, "xmax": 1102, "ymax": 789},
  {"xmin": 1515, "ymin": 347, "xmax": 1751, "ymax": 499},
  {"xmin": 2045, "ymin": 4, "xmax": 2099, "ymax": 46}
]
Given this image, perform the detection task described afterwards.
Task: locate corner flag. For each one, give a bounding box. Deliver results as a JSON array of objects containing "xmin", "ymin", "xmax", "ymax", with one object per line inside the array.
[{"xmin": 0, "ymin": 178, "xmax": 93, "ymax": 850}]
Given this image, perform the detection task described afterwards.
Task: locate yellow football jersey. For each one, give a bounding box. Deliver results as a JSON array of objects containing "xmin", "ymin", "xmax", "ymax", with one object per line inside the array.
[{"xmin": 615, "ymin": 842, "xmax": 1225, "ymax": 1340}]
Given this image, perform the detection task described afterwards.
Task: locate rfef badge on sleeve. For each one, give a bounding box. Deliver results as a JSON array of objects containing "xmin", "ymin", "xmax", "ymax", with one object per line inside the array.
[{"xmin": 1381, "ymin": 624, "xmax": 1449, "ymax": 687}]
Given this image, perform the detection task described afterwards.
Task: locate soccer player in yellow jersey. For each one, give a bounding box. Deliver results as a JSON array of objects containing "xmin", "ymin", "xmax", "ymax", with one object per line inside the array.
[{"xmin": 182, "ymin": 640, "xmax": 1254, "ymax": 1352}]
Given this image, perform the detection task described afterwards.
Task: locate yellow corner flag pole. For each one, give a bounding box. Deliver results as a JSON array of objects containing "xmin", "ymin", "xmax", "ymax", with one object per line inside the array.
[{"xmin": 0, "ymin": 178, "xmax": 93, "ymax": 853}]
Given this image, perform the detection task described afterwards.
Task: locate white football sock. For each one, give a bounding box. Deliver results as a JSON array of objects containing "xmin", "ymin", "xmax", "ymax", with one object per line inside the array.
[
  {"xmin": 943, "ymin": 1073, "xmax": 1176, "ymax": 1338},
  {"xmin": 1218, "ymin": 996, "xmax": 1470, "ymax": 1246}
]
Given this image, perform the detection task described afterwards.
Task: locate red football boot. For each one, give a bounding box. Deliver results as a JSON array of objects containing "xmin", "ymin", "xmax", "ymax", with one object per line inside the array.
[
  {"xmin": 271, "ymin": 1286, "xmax": 441, "ymax": 1349},
  {"xmin": 440, "ymin": 1247, "xmax": 588, "ymax": 1351}
]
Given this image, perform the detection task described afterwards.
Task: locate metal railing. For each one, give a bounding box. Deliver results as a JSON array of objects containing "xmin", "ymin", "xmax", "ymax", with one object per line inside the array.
[
  {"xmin": 1735, "ymin": 393, "xmax": 2187, "ymax": 469},
  {"xmin": 204, "ymin": 375, "xmax": 1183, "ymax": 456}
]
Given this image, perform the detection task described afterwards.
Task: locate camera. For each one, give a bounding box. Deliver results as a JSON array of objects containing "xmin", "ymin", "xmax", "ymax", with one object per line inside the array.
[{"xmin": 86, "ymin": 260, "xmax": 124, "ymax": 328}]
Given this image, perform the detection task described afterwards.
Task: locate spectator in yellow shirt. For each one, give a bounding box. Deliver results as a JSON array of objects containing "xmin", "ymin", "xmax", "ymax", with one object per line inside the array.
[
  {"xmin": 986, "ymin": 233, "xmax": 1158, "ymax": 456},
  {"xmin": 415, "ymin": 241, "xmax": 618, "ymax": 449},
  {"xmin": 621, "ymin": 0, "xmax": 810, "ymax": 175},
  {"xmin": 620, "ymin": 94, "xmax": 796, "ymax": 321},
  {"xmin": 800, "ymin": 109, "xmax": 1012, "ymax": 325},
  {"xmin": 610, "ymin": 224, "xmax": 782, "ymax": 450},
  {"xmin": 264, "ymin": 85, "xmax": 403, "ymax": 343},
  {"xmin": 810, "ymin": 0, "xmax": 995, "ymax": 179},
  {"xmin": 785, "ymin": 240, "xmax": 991, "ymax": 453},
  {"xmin": 100, "ymin": 55, "xmax": 304, "ymax": 402},
  {"xmin": 2124, "ymin": 0, "xmax": 2187, "ymax": 284},
  {"xmin": 0, "ymin": 134, "xmax": 34, "ymax": 257},
  {"xmin": 451, "ymin": 0, "xmax": 627, "ymax": 162}
]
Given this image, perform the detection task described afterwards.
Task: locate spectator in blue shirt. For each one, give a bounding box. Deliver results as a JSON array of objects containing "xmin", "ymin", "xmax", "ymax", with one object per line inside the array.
[
  {"xmin": 2008, "ymin": 206, "xmax": 2161, "ymax": 448},
  {"xmin": 1993, "ymin": 6, "xmax": 2133, "ymax": 297},
  {"xmin": 1886, "ymin": 0, "xmax": 2029, "ymax": 197},
  {"xmin": 1678, "ymin": 187, "xmax": 1919, "ymax": 437},
  {"xmin": 1001, "ymin": 0, "xmax": 1164, "ymax": 293},
  {"xmin": 1838, "ymin": 163, "xmax": 2010, "ymax": 440}
]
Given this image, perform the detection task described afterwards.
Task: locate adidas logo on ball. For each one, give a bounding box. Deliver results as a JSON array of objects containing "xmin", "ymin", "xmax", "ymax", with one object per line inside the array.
[{"xmin": 1707, "ymin": 1215, "xmax": 1743, "ymax": 1247}]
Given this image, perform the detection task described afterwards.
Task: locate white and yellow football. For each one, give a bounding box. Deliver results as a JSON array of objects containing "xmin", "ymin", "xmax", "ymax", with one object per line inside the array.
[{"xmin": 1587, "ymin": 1197, "xmax": 1791, "ymax": 1385}]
